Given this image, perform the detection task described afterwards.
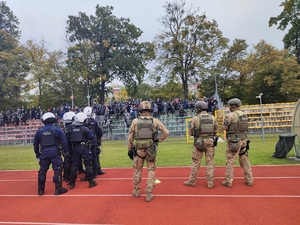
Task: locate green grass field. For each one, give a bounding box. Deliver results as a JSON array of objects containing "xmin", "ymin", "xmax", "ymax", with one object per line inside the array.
[{"xmin": 0, "ymin": 134, "xmax": 299, "ymax": 170}]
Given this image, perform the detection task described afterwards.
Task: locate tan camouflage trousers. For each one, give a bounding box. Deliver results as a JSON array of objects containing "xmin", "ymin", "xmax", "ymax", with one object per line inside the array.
[
  {"xmin": 224, "ymin": 138, "xmax": 253, "ymax": 184},
  {"xmin": 188, "ymin": 138, "xmax": 215, "ymax": 183},
  {"xmin": 133, "ymin": 149, "xmax": 156, "ymax": 194}
]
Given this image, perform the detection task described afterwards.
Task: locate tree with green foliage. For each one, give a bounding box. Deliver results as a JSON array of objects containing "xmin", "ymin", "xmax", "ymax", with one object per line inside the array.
[
  {"xmin": 153, "ymin": 0, "xmax": 228, "ymax": 100},
  {"xmin": 66, "ymin": 5, "xmax": 154, "ymax": 103},
  {"xmin": 269, "ymin": 0, "xmax": 300, "ymax": 63},
  {"xmin": 25, "ymin": 39, "xmax": 73, "ymax": 109},
  {"xmin": 0, "ymin": 1, "xmax": 20, "ymax": 39},
  {"xmin": 0, "ymin": 1, "xmax": 29, "ymax": 110},
  {"xmin": 216, "ymin": 39, "xmax": 250, "ymax": 102},
  {"xmin": 247, "ymin": 40, "xmax": 300, "ymax": 103}
]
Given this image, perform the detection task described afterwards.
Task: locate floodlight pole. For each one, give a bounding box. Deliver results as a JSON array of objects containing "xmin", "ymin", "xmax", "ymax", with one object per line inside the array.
[
  {"xmin": 66, "ymin": 82, "xmax": 74, "ymax": 109},
  {"xmin": 85, "ymin": 80, "xmax": 91, "ymax": 107},
  {"xmin": 256, "ymin": 93, "xmax": 264, "ymax": 142}
]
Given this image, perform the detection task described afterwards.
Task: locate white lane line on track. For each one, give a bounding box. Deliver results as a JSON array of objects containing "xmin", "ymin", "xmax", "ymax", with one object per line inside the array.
[
  {"xmin": 0, "ymin": 222, "xmax": 121, "ymax": 225},
  {"xmin": 0, "ymin": 194, "xmax": 299, "ymax": 198},
  {"xmin": 1, "ymin": 176, "xmax": 300, "ymax": 182}
]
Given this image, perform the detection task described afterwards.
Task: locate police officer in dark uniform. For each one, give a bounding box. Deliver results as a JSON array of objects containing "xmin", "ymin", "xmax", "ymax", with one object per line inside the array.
[
  {"xmin": 33, "ymin": 112, "xmax": 69, "ymax": 196},
  {"xmin": 68, "ymin": 112, "xmax": 98, "ymax": 189},
  {"xmin": 61, "ymin": 111, "xmax": 76, "ymax": 182},
  {"xmin": 83, "ymin": 106, "xmax": 105, "ymax": 177}
]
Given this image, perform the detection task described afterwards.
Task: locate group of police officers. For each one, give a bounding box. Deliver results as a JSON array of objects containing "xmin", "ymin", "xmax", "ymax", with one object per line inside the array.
[
  {"xmin": 33, "ymin": 98, "xmax": 253, "ymax": 202},
  {"xmin": 33, "ymin": 106, "xmax": 105, "ymax": 196}
]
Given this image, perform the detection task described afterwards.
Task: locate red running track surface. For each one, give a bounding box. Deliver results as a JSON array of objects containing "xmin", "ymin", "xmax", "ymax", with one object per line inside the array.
[{"xmin": 0, "ymin": 165, "xmax": 300, "ymax": 225}]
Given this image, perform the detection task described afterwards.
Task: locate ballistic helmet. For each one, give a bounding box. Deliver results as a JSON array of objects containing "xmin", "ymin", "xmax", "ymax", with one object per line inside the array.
[
  {"xmin": 83, "ymin": 106, "xmax": 93, "ymax": 118},
  {"xmin": 139, "ymin": 101, "xmax": 152, "ymax": 112},
  {"xmin": 227, "ymin": 98, "xmax": 242, "ymax": 107},
  {"xmin": 74, "ymin": 112, "xmax": 87, "ymax": 123},
  {"xmin": 42, "ymin": 112, "xmax": 57, "ymax": 124},
  {"xmin": 195, "ymin": 101, "xmax": 208, "ymax": 111},
  {"xmin": 63, "ymin": 111, "xmax": 76, "ymax": 123}
]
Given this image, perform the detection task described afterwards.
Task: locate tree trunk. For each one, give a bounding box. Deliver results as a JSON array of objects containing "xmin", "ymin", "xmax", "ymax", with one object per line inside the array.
[{"xmin": 100, "ymin": 81, "xmax": 106, "ymax": 103}]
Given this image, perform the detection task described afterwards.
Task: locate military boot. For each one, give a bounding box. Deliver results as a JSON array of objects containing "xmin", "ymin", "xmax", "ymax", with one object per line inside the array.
[
  {"xmin": 132, "ymin": 189, "xmax": 140, "ymax": 198},
  {"xmin": 88, "ymin": 179, "xmax": 98, "ymax": 188},
  {"xmin": 55, "ymin": 187, "xmax": 68, "ymax": 195},
  {"xmin": 245, "ymin": 180, "xmax": 253, "ymax": 186},
  {"xmin": 183, "ymin": 180, "xmax": 196, "ymax": 187},
  {"xmin": 146, "ymin": 192, "xmax": 154, "ymax": 202},
  {"xmin": 207, "ymin": 182, "xmax": 214, "ymax": 189},
  {"xmin": 222, "ymin": 181, "xmax": 232, "ymax": 188}
]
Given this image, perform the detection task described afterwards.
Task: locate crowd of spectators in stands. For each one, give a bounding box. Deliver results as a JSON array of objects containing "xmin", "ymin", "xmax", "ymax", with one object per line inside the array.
[{"xmin": 0, "ymin": 96, "xmax": 218, "ymax": 128}]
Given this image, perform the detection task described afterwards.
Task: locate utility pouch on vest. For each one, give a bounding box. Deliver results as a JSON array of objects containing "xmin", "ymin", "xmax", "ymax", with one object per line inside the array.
[
  {"xmin": 194, "ymin": 137, "xmax": 206, "ymax": 151},
  {"xmin": 227, "ymin": 137, "xmax": 240, "ymax": 152},
  {"xmin": 136, "ymin": 139, "xmax": 154, "ymax": 149},
  {"xmin": 146, "ymin": 144, "xmax": 157, "ymax": 162}
]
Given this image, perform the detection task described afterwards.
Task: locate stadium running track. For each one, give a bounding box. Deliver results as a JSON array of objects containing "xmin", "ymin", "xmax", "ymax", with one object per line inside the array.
[{"xmin": 0, "ymin": 165, "xmax": 300, "ymax": 225}]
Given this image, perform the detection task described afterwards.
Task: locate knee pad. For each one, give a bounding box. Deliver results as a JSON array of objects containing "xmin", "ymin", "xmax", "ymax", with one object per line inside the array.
[
  {"xmin": 71, "ymin": 165, "xmax": 79, "ymax": 175},
  {"xmin": 38, "ymin": 170, "xmax": 47, "ymax": 184},
  {"xmin": 53, "ymin": 168, "xmax": 62, "ymax": 184}
]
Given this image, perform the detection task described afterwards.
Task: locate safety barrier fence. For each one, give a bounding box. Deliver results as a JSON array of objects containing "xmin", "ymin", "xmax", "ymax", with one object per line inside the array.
[{"xmin": 0, "ymin": 102, "xmax": 296, "ymax": 146}]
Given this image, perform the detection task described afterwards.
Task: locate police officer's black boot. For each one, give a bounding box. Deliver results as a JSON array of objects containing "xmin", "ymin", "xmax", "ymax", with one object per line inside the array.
[
  {"xmin": 55, "ymin": 177, "xmax": 68, "ymax": 195},
  {"xmin": 97, "ymin": 168, "xmax": 105, "ymax": 175},
  {"xmin": 38, "ymin": 189, "xmax": 44, "ymax": 196},
  {"xmin": 88, "ymin": 179, "xmax": 98, "ymax": 188},
  {"xmin": 55, "ymin": 186, "xmax": 68, "ymax": 195},
  {"xmin": 68, "ymin": 181, "xmax": 75, "ymax": 189},
  {"xmin": 97, "ymin": 164, "xmax": 105, "ymax": 175}
]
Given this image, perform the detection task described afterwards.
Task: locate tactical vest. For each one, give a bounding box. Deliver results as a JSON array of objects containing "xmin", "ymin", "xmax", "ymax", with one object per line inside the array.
[
  {"xmin": 86, "ymin": 118, "xmax": 96, "ymax": 134},
  {"xmin": 194, "ymin": 114, "xmax": 214, "ymax": 137},
  {"xmin": 226, "ymin": 110, "xmax": 248, "ymax": 139},
  {"xmin": 70, "ymin": 126, "xmax": 87, "ymax": 143},
  {"xmin": 40, "ymin": 127, "xmax": 57, "ymax": 147},
  {"xmin": 135, "ymin": 117, "xmax": 154, "ymax": 149}
]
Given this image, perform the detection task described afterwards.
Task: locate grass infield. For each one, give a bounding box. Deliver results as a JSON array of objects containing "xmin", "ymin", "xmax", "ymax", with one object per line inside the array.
[{"xmin": 0, "ymin": 133, "xmax": 299, "ymax": 170}]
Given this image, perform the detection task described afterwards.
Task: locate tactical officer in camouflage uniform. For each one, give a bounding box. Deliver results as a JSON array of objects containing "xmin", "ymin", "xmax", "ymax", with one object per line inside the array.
[
  {"xmin": 184, "ymin": 101, "xmax": 218, "ymax": 189},
  {"xmin": 222, "ymin": 98, "xmax": 253, "ymax": 188},
  {"xmin": 127, "ymin": 101, "xmax": 169, "ymax": 202}
]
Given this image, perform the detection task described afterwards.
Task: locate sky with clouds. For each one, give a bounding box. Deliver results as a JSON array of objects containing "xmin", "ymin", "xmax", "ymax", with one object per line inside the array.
[{"xmin": 5, "ymin": 0, "xmax": 286, "ymax": 52}]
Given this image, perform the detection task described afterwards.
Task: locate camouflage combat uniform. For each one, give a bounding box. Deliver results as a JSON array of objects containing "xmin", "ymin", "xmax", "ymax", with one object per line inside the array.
[
  {"xmin": 184, "ymin": 111, "xmax": 218, "ymax": 188},
  {"xmin": 127, "ymin": 112, "xmax": 169, "ymax": 201},
  {"xmin": 222, "ymin": 108, "xmax": 253, "ymax": 188}
]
